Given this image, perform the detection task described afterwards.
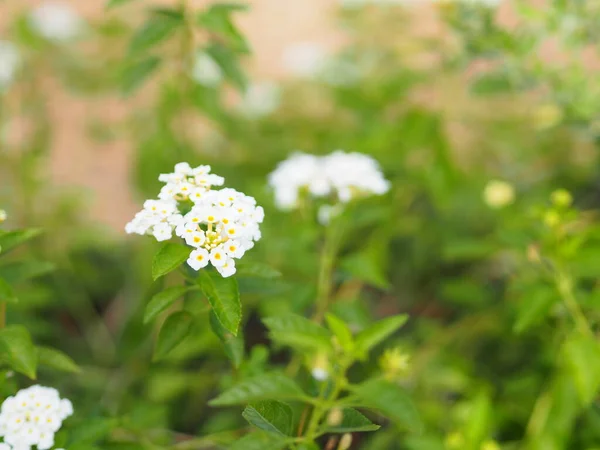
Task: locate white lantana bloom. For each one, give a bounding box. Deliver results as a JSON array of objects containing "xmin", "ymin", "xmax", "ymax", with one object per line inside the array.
[
  {"xmin": 0, "ymin": 385, "xmax": 73, "ymax": 450},
  {"xmin": 269, "ymin": 151, "xmax": 390, "ymax": 210},
  {"xmin": 239, "ymin": 82, "xmax": 281, "ymax": 118},
  {"xmin": 126, "ymin": 163, "xmax": 263, "ymax": 278},
  {"xmin": 0, "ymin": 42, "xmax": 19, "ymax": 91},
  {"xmin": 192, "ymin": 52, "xmax": 223, "ymax": 87},
  {"xmin": 29, "ymin": 3, "xmax": 83, "ymax": 42},
  {"xmin": 282, "ymin": 42, "xmax": 328, "ymax": 78}
]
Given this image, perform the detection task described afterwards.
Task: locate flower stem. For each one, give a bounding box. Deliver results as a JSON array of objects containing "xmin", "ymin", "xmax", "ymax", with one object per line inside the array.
[{"xmin": 555, "ymin": 271, "xmax": 592, "ymax": 337}]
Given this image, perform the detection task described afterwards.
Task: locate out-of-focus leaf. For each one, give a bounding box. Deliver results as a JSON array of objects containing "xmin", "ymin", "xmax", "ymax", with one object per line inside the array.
[
  {"xmin": 153, "ymin": 311, "xmax": 194, "ymax": 360},
  {"xmin": 326, "ymin": 313, "xmax": 354, "ymax": 353},
  {"xmin": 263, "ymin": 314, "xmax": 332, "ymax": 351},
  {"xmin": 121, "ymin": 56, "xmax": 161, "ymax": 95},
  {"xmin": 210, "ymin": 372, "xmax": 306, "ymax": 406},
  {"xmin": 471, "ymin": 72, "xmax": 513, "ymax": 95},
  {"xmin": 562, "ymin": 332, "xmax": 600, "ymax": 405},
  {"xmin": 198, "ymin": 5, "xmax": 250, "ymax": 54},
  {"xmin": 229, "ymin": 432, "xmax": 288, "ymax": 450},
  {"xmin": 199, "ymin": 270, "xmax": 241, "ymax": 335},
  {"xmin": 129, "ymin": 13, "xmax": 182, "ymax": 54},
  {"xmin": 354, "ymin": 314, "xmax": 408, "ymax": 359},
  {"xmin": 0, "ymin": 261, "xmax": 54, "ymax": 284},
  {"xmin": 151, "ymin": 243, "xmax": 189, "ymax": 280},
  {"xmin": 352, "ymin": 379, "xmax": 421, "ymax": 431},
  {"xmin": 37, "ymin": 346, "xmax": 81, "ymax": 373},
  {"xmin": 341, "ymin": 251, "xmax": 390, "ymax": 290},
  {"xmin": 206, "ymin": 43, "xmax": 247, "ymax": 91},
  {"xmin": 0, "ymin": 277, "xmax": 17, "ymax": 304},
  {"xmin": 0, "ymin": 325, "xmax": 37, "ymax": 379},
  {"xmin": 209, "ymin": 310, "xmax": 244, "ymax": 368},
  {"xmin": 235, "ymin": 262, "xmax": 281, "ymax": 279},
  {"xmin": 324, "ymin": 408, "xmax": 380, "ymax": 433},
  {"xmin": 0, "ymin": 229, "xmax": 42, "ymax": 255},
  {"xmin": 514, "ymin": 286, "xmax": 556, "ymax": 333},
  {"xmin": 242, "ymin": 400, "xmax": 293, "ymax": 436},
  {"xmin": 144, "ymin": 286, "xmax": 192, "ymax": 323}
]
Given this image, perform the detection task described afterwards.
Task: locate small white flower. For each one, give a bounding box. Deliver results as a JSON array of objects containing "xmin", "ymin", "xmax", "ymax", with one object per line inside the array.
[
  {"xmin": 239, "ymin": 81, "xmax": 281, "ymax": 118},
  {"xmin": 0, "ymin": 42, "xmax": 19, "ymax": 91},
  {"xmin": 0, "ymin": 209, "xmax": 7, "ymax": 223},
  {"xmin": 152, "ymin": 222, "xmax": 172, "ymax": 242},
  {"xmin": 187, "ymin": 248, "xmax": 210, "ymax": 270},
  {"xmin": 192, "ymin": 52, "xmax": 222, "ymax": 87},
  {"xmin": 216, "ymin": 258, "xmax": 236, "ymax": 278},
  {"xmin": 282, "ymin": 42, "xmax": 328, "ymax": 78},
  {"xmin": 311, "ymin": 368, "xmax": 329, "ymax": 381},
  {"xmin": 29, "ymin": 2, "xmax": 83, "ymax": 42},
  {"xmin": 209, "ymin": 247, "xmax": 228, "ymax": 267}
]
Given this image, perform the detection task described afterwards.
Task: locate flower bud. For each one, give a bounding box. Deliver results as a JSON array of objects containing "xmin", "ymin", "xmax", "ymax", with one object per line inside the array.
[
  {"xmin": 551, "ymin": 189, "xmax": 573, "ymax": 208},
  {"xmin": 380, "ymin": 348, "xmax": 410, "ymax": 380},
  {"xmin": 311, "ymin": 352, "xmax": 329, "ymax": 381},
  {"xmin": 338, "ymin": 433, "xmax": 352, "ymax": 450}
]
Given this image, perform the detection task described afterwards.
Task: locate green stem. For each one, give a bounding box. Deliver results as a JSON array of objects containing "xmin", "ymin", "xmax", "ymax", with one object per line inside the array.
[
  {"xmin": 555, "ymin": 271, "xmax": 592, "ymax": 336},
  {"xmin": 0, "ymin": 302, "xmax": 5, "ymax": 329},
  {"xmin": 313, "ymin": 227, "xmax": 338, "ymax": 323}
]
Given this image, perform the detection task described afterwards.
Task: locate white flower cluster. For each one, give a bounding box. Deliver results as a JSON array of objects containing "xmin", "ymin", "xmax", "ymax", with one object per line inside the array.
[
  {"xmin": 192, "ymin": 52, "xmax": 222, "ymax": 87},
  {"xmin": 268, "ymin": 151, "xmax": 390, "ymax": 210},
  {"xmin": 126, "ymin": 163, "xmax": 264, "ymax": 278},
  {"xmin": 0, "ymin": 42, "xmax": 19, "ymax": 91},
  {"xmin": 29, "ymin": 2, "xmax": 83, "ymax": 42},
  {"xmin": 0, "ymin": 385, "xmax": 73, "ymax": 450}
]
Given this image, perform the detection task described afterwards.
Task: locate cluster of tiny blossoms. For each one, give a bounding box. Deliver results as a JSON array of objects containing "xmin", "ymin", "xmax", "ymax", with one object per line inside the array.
[
  {"xmin": 126, "ymin": 163, "xmax": 264, "ymax": 278},
  {"xmin": 0, "ymin": 385, "xmax": 72, "ymax": 450},
  {"xmin": 268, "ymin": 150, "xmax": 390, "ymax": 211}
]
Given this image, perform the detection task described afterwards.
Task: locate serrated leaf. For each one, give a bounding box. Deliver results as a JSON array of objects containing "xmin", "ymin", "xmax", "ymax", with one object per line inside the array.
[
  {"xmin": 0, "ymin": 261, "xmax": 54, "ymax": 284},
  {"xmin": 152, "ymin": 243, "xmax": 190, "ymax": 280},
  {"xmin": 235, "ymin": 262, "xmax": 281, "ymax": 279},
  {"xmin": 121, "ymin": 56, "xmax": 161, "ymax": 95},
  {"xmin": 206, "ymin": 43, "xmax": 247, "ymax": 91},
  {"xmin": 210, "ymin": 372, "xmax": 306, "ymax": 406},
  {"xmin": 0, "ymin": 229, "xmax": 42, "ymax": 255},
  {"xmin": 37, "ymin": 346, "xmax": 81, "ymax": 373},
  {"xmin": 153, "ymin": 311, "xmax": 194, "ymax": 360},
  {"xmin": 325, "ymin": 408, "xmax": 380, "ymax": 433},
  {"xmin": 144, "ymin": 286, "xmax": 191, "ymax": 324},
  {"xmin": 352, "ymin": 379, "xmax": 421, "ymax": 431},
  {"xmin": 562, "ymin": 332, "xmax": 600, "ymax": 406},
  {"xmin": 209, "ymin": 310, "xmax": 244, "ymax": 368},
  {"xmin": 229, "ymin": 432, "xmax": 288, "ymax": 450},
  {"xmin": 354, "ymin": 314, "xmax": 408, "ymax": 358},
  {"xmin": 0, "ymin": 325, "xmax": 37, "ymax": 379},
  {"xmin": 326, "ymin": 314, "xmax": 353, "ymax": 353},
  {"xmin": 199, "ymin": 270, "xmax": 241, "ymax": 335},
  {"xmin": 242, "ymin": 400, "xmax": 293, "ymax": 436},
  {"xmin": 263, "ymin": 314, "xmax": 332, "ymax": 351},
  {"xmin": 129, "ymin": 13, "xmax": 182, "ymax": 54},
  {"xmin": 0, "ymin": 277, "xmax": 17, "ymax": 304}
]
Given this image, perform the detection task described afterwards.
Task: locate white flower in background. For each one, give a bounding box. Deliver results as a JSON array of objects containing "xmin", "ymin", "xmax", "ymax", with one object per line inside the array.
[
  {"xmin": 320, "ymin": 58, "xmax": 361, "ymax": 87},
  {"xmin": 282, "ymin": 42, "xmax": 328, "ymax": 78},
  {"xmin": 0, "ymin": 210, "xmax": 6, "ymax": 223},
  {"xmin": 126, "ymin": 163, "xmax": 263, "ymax": 278},
  {"xmin": 29, "ymin": 2, "xmax": 83, "ymax": 42},
  {"xmin": 269, "ymin": 151, "xmax": 390, "ymax": 210},
  {"xmin": 0, "ymin": 42, "xmax": 19, "ymax": 91},
  {"xmin": 0, "ymin": 385, "xmax": 73, "ymax": 450},
  {"xmin": 483, "ymin": 180, "xmax": 515, "ymax": 209},
  {"xmin": 192, "ymin": 52, "xmax": 223, "ymax": 87},
  {"xmin": 239, "ymin": 82, "xmax": 281, "ymax": 118}
]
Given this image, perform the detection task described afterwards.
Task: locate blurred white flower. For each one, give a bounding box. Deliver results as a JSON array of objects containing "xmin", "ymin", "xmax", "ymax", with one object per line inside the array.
[
  {"xmin": 0, "ymin": 42, "xmax": 19, "ymax": 91},
  {"xmin": 320, "ymin": 58, "xmax": 361, "ymax": 87},
  {"xmin": 269, "ymin": 151, "xmax": 390, "ymax": 210},
  {"xmin": 282, "ymin": 42, "xmax": 328, "ymax": 78},
  {"xmin": 239, "ymin": 81, "xmax": 281, "ymax": 118},
  {"xmin": 29, "ymin": 2, "xmax": 83, "ymax": 42},
  {"xmin": 126, "ymin": 163, "xmax": 263, "ymax": 278},
  {"xmin": 0, "ymin": 210, "xmax": 6, "ymax": 223},
  {"xmin": 0, "ymin": 385, "xmax": 73, "ymax": 450},
  {"xmin": 483, "ymin": 180, "xmax": 515, "ymax": 209},
  {"xmin": 192, "ymin": 52, "xmax": 223, "ymax": 87}
]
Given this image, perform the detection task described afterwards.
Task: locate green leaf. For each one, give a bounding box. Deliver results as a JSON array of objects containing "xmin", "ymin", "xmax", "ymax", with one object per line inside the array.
[
  {"xmin": 235, "ymin": 262, "xmax": 281, "ymax": 279},
  {"xmin": 144, "ymin": 286, "xmax": 191, "ymax": 324},
  {"xmin": 562, "ymin": 332, "xmax": 600, "ymax": 405},
  {"xmin": 326, "ymin": 314, "xmax": 353, "ymax": 353},
  {"xmin": 0, "ymin": 229, "xmax": 42, "ymax": 255},
  {"xmin": 209, "ymin": 310, "xmax": 244, "ymax": 368},
  {"xmin": 514, "ymin": 287, "xmax": 557, "ymax": 333},
  {"xmin": 106, "ymin": 0, "xmax": 137, "ymax": 8},
  {"xmin": 129, "ymin": 13, "xmax": 182, "ymax": 55},
  {"xmin": 210, "ymin": 372, "xmax": 306, "ymax": 406},
  {"xmin": 120, "ymin": 56, "xmax": 161, "ymax": 95},
  {"xmin": 206, "ymin": 2, "xmax": 249, "ymax": 12},
  {"xmin": 352, "ymin": 379, "xmax": 421, "ymax": 431},
  {"xmin": 0, "ymin": 277, "xmax": 17, "ymax": 304},
  {"xmin": 263, "ymin": 314, "xmax": 332, "ymax": 351},
  {"xmin": 153, "ymin": 311, "xmax": 194, "ymax": 360},
  {"xmin": 325, "ymin": 408, "xmax": 380, "ymax": 433},
  {"xmin": 471, "ymin": 72, "xmax": 512, "ymax": 95},
  {"xmin": 354, "ymin": 314, "xmax": 408, "ymax": 358},
  {"xmin": 37, "ymin": 346, "xmax": 81, "ymax": 373},
  {"xmin": 152, "ymin": 243, "xmax": 190, "ymax": 281},
  {"xmin": 198, "ymin": 6, "xmax": 250, "ymax": 54},
  {"xmin": 199, "ymin": 270, "xmax": 241, "ymax": 336},
  {"xmin": 341, "ymin": 251, "xmax": 390, "ymax": 290},
  {"xmin": 0, "ymin": 325, "xmax": 37, "ymax": 379},
  {"xmin": 0, "ymin": 261, "xmax": 54, "ymax": 284},
  {"xmin": 242, "ymin": 400, "xmax": 293, "ymax": 436},
  {"xmin": 229, "ymin": 432, "xmax": 288, "ymax": 450},
  {"xmin": 206, "ymin": 43, "xmax": 247, "ymax": 91}
]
